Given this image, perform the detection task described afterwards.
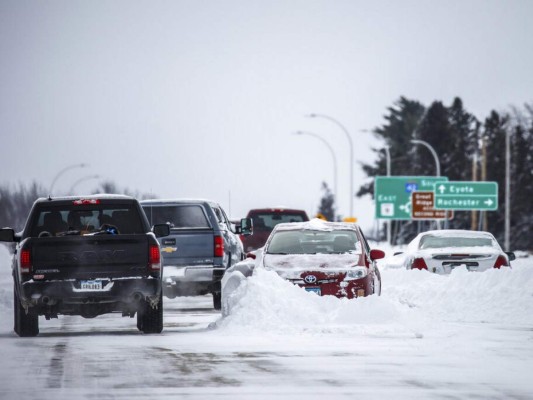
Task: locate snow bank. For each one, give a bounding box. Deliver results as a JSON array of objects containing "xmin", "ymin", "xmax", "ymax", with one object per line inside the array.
[
  {"xmin": 382, "ymin": 260, "xmax": 533, "ymax": 325},
  {"xmin": 1, "ymin": 242, "xmax": 531, "ymax": 339},
  {"xmin": 217, "ymin": 253, "xmax": 533, "ymax": 337},
  {"xmin": 217, "ymin": 267, "xmax": 423, "ymax": 337}
]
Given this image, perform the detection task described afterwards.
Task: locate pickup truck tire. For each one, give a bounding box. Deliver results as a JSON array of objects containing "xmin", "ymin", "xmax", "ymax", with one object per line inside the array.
[
  {"xmin": 14, "ymin": 286, "xmax": 39, "ymax": 337},
  {"xmin": 137, "ymin": 293, "xmax": 163, "ymax": 334},
  {"xmin": 213, "ymin": 292, "xmax": 222, "ymax": 310}
]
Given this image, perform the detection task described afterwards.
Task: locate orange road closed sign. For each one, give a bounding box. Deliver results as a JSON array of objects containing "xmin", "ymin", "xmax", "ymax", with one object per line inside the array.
[{"xmin": 411, "ymin": 191, "xmax": 453, "ymax": 220}]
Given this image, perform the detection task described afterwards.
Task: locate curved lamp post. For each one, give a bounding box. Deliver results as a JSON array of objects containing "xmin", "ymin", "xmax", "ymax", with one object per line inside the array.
[
  {"xmin": 49, "ymin": 163, "xmax": 88, "ymax": 195},
  {"xmin": 306, "ymin": 113, "xmax": 354, "ymax": 217},
  {"xmin": 69, "ymin": 174, "xmax": 100, "ymax": 194},
  {"xmin": 411, "ymin": 139, "xmax": 441, "ymax": 229},
  {"xmin": 410, "ymin": 139, "xmax": 440, "ymax": 177},
  {"xmin": 382, "ymin": 145, "xmax": 392, "ymax": 243},
  {"xmin": 294, "ymin": 131, "xmax": 338, "ymax": 218}
]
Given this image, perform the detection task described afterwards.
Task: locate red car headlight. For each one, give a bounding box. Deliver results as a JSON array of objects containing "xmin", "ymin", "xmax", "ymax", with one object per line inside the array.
[{"xmin": 344, "ymin": 267, "xmax": 368, "ymax": 280}]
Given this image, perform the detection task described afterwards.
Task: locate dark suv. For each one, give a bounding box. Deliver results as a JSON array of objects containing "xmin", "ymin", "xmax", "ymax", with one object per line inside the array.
[{"xmin": 240, "ymin": 208, "xmax": 309, "ymax": 252}]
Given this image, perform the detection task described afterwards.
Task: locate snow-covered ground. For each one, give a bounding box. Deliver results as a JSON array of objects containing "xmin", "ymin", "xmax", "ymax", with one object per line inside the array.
[{"xmin": 0, "ymin": 243, "xmax": 532, "ymax": 399}]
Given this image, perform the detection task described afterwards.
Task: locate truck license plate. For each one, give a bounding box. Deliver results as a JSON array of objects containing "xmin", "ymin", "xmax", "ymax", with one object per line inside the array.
[{"xmin": 80, "ymin": 280, "xmax": 103, "ymax": 290}]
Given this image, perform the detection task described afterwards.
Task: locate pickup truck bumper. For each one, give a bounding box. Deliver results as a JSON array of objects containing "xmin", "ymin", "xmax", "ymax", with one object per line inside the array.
[
  {"xmin": 162, "ymin": 265, "xmax": 225, "ymax": 297},
  {"xmin": 20, "ymin": 277, "xmax": 161, "ymax": 308}
]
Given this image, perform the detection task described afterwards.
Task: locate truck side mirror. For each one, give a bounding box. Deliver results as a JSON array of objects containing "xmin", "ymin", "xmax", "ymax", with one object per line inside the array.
[
  {"xmin": 152, "ymin": 224, "xmax": 170, "ymax": 238},
  {"xmin": 236, "ymin": 218, "xmax": 253, "ymax": 236},
  {"xmin": 0, "ymin": 228, "xmax": 16, "ymax": 243}
]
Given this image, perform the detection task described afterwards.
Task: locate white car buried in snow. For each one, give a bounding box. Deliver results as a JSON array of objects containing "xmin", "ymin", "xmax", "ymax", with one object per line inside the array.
[{"xmin": 398, "ymin": 229, "xmax": 515, "ymax": 274}]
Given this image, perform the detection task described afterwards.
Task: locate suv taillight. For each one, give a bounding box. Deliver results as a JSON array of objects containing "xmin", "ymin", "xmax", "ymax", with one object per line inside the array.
[
  {"xmin": 149, "ymin": 244, "xmax": 161, "ymax": 271},
  {"xmin": 20, "ymin": 249, "xmax": 32, "ymax": 274},
  {"xmin": 493, "ymin": 255, "xmax": 508, "ymax": 269},
  {"xmin": 411, "ymin": 257, "xmax": 428, "ymax": 270},
  {"xmin": 214, "ymin": 235, "xmax": 224, "ymax": 257}
]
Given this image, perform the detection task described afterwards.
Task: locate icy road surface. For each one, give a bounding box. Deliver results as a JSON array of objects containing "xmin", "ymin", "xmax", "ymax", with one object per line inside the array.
[{"xmin": 0, "ymin": 244, "xmax": 532, "ymax": 399}]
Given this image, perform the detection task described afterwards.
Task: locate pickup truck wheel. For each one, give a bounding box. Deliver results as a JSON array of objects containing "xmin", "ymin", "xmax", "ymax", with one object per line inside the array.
[
  {"xmin": 14, "ymin": 287, "xmax": 39, "ymax": 337},
  {"xmin": 213, "ymin": 292, "xmax": 222, "ymax": 310},
  {"xmin": 139, "ymin": 293, "xmax": 163, "ymax": 334}
]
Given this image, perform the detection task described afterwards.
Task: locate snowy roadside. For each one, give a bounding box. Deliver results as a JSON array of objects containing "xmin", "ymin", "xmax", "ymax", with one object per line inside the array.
[
  {"xmin": 1, "ymin": 243, "xmax": 532, "ymax": 335},
  {"xmin": 0, "ymin": 243, "xmax": 532, "ymax": 399}
]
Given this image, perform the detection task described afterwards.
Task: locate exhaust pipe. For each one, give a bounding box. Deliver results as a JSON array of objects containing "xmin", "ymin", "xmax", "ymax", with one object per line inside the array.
[
  {"xmin": 41, "ymin": 296, "xmax": 51, "ymax": 305},
  {"xmin": 132, "ymin": 292, "xmax": 144, "ymax": 302}
]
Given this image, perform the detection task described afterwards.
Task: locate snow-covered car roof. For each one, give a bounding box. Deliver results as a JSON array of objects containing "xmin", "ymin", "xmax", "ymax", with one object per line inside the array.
[
  {"xmin": 272, "ymin": 218, "xmax": 359, "ymax": 232},
  {"xmin": 415, "ymin": 229, "xmax": 495, "ymax": 238},
  {"xmin": 36, "ymin": 194, "xmax": 135, "ymax": 203},
  {"xmin": 139, "ymin": 198, "xmax": 219, "ymax": 205},
  {"xmin": 407, "ymin": 229, "xmax": 501, "ymax": 252}
]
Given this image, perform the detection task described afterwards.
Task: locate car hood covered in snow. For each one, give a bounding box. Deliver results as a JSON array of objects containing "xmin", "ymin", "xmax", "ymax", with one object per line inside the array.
[{"xmin": 263, "ymin": 253, "xmax": 364, "ymax": 276}]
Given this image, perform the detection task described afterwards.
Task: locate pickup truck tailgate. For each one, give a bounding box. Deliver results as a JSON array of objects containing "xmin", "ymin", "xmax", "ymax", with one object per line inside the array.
[
  {"xmin": 31, "ymin": 235, "xmax": 151, "ymax": 279},
  {"xmin": 159, "ymin": 229, "xmax": 214, "ymax": 265}
]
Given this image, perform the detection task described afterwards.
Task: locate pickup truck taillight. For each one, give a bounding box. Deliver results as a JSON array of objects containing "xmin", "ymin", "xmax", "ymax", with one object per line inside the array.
[
  {"xmin": 214, "ymin": 235, "xmax": 224, "ymax": 257},
  {"xmin": 20, "ymin": 249, "xmax": 32, "ymax": 274},
  {"xmin": 149, "ymin": 244, "xmax": 161, "ymax": 271}
]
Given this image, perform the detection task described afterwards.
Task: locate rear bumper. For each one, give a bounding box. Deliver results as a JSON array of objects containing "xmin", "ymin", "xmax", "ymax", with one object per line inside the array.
[
  {"xmin": 162, "ymin": 265, "xmax": 225, "ymax": 296},
  {"xmin": 426, "ymin": 260, "xmax": 495, "ymax": 274},
  {"xmin": 20, "ymin": 277, "xmax": 161, "ymax": 307}
]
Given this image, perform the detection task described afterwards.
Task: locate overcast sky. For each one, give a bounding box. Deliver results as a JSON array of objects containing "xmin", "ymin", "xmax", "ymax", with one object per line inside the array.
[{"xmin": 1, "ymin": 0, "xmax": 532, "ymax": 231}]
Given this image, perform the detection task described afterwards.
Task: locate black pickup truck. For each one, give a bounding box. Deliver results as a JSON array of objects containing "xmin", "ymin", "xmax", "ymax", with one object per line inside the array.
[{"xmin": 0, "ymin": 195, "xmax": 170, "ymax": 337}]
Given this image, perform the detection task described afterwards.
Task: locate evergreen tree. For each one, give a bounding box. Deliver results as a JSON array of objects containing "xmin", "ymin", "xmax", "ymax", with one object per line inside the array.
[
  {"xmin": 357, "ymin": 97, "xmax": 425, "ymax": 197},
  {"xmin": 508, "ymin": 106, "xmax": 533, "ymax": 249},
  {"xmin": 482, "ymin": 111, "xmax": 509, "ymax": 241},
  {"xmin": 356, "ymin": 97, "xmax": 425, "ymax": 244},
  {"xmin": 317, "ymin": 182, "xmax": 335, "ymax": 221}
]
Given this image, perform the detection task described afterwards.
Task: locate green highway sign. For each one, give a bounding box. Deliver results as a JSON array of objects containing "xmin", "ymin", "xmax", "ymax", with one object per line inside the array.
[
  {"xmin": 434, "ymin": 181, "xmax": 498, "ymax": 210},
  {"xmin": 375, "ymin": 176, "xmax": 448, "ymax": 220}
]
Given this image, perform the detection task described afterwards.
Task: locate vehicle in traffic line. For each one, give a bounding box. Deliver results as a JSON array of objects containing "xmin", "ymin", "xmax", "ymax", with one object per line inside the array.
[
  {"xmin": 396, "ymin": 229, "xmax": 515, "ymax": 274},
  {"xmin": 0, "ymin": 195, "xmax": 170, "ymax": 337},
  {"xmin": 222, "ymin": 219, "xmax": 385, "ymax": 316},
  {"xmin": 141, "ymin": 199, "xmax": 252, "ymax": 310},
  {"xmin": 241, "ymin": 208, "xmax": 309, "ymax": 252}
]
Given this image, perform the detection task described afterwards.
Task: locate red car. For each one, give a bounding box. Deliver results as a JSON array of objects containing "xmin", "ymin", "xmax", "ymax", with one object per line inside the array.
[
  {"xmin": 241, "ymin": 208, "xmax": 309, "ymax": 252},
  {"xmin": 224, "ymin": 220, "xmax": 384, "ymax": 304}
]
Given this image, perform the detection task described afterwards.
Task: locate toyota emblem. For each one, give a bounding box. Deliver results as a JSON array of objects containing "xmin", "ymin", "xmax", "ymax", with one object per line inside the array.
[{"xmin": 304, "ymin": 275, "xmax": 317, "ymax": 284}]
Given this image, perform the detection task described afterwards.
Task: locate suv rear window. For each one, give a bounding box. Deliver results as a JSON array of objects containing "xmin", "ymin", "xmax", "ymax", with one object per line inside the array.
[{"xmin": 143, "ymin": 205, "xmax": 210, "ymax": 229}]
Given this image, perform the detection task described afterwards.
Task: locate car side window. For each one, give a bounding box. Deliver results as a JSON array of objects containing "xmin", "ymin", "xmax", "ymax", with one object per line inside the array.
[
  {"xmin": 213, "ymin": 207, "xmax": 229, "ymax": 230},
  {"xmin": 219, "ymin": 207, "xmax": 233, "ymax": 230},
  {"xmin": 360, "ymin": 230, "xmax": 371, "ymax": 254}
]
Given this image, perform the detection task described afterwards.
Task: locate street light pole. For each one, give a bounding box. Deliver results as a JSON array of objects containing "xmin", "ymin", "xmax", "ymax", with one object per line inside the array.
[
  {"xmin": 49, "ymin": 163, "xmax": 88, "ymax": 195},
  {"xmin": 411, "ymin": 139, "xmax": 441, "ymax": 229},
  {"xmin": 294, "ymin": 131, "xmax": 338, "ymax": 219},
  {"xmin": 69, "ymin": 174, "xmax": 100, "ymax": 194},
  {"xmin": 504, "ymin": 128, "xmax": 511, "ymax": 250},
  {"xmin": 307, "ymin": 113, "xmax": 354, "ymax": 218},
  {"xmin": 410, "ymin": 139, "xmax": 440, "ymax": 177},
  {"xmin": 382, "ymin": 146, "xmax": 392, "ymax": 243}
]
